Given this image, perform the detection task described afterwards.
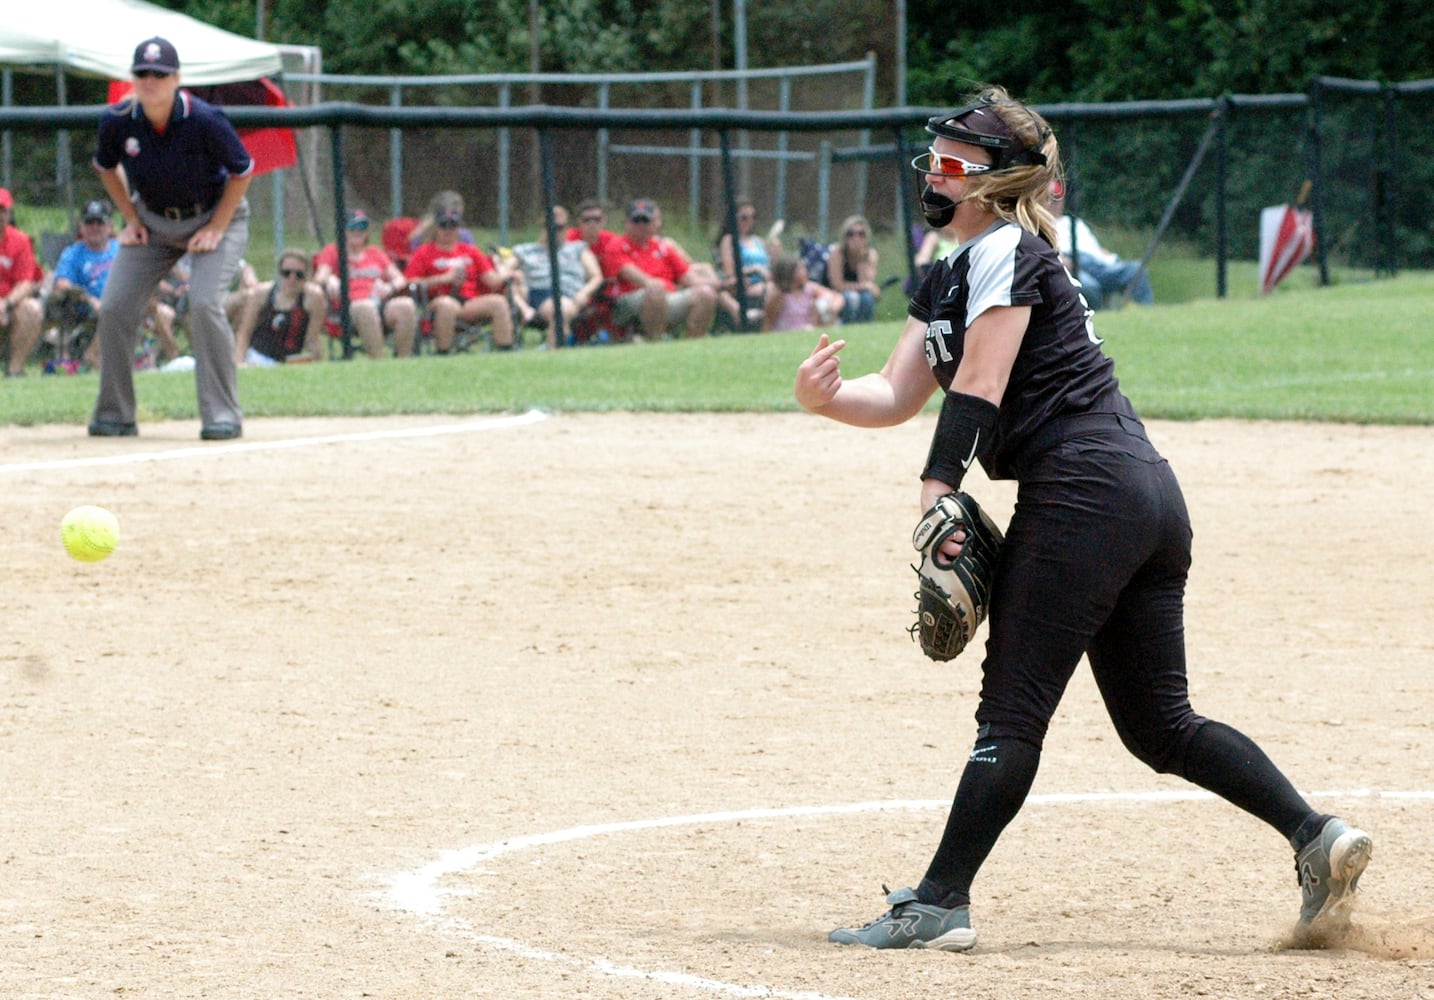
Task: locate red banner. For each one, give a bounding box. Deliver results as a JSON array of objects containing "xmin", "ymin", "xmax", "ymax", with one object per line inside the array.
[{"xmin": 107, "ymin": 77, "xmax": 296, "ymax": 175}]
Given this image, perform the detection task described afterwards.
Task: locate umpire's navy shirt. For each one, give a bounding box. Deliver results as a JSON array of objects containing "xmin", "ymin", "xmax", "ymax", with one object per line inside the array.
[{"xmin": 93, "ymin": 92, "xmax": 253, "ymax": 215}]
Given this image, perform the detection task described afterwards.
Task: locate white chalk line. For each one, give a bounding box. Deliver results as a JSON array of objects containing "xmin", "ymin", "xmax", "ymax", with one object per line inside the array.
[
  {"xmin": 0, "ymin": 409, "xmax": 549, "ymax": 475},
  {"xmin": 386, "ymin": 788, "xmax": 1432, "ymax": 998}
]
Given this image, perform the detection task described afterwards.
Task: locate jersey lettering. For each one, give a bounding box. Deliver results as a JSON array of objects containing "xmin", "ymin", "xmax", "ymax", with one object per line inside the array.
[
  {"xmin": 1062, "ymin": 264, "xmax": 1104, "ymax": 345},
  {"xmin": 924, "ymin": 319, "xmax": 956, "ymax": 368}
]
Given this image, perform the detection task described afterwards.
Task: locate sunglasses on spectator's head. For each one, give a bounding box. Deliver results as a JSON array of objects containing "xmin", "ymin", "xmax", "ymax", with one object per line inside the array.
[
  {"xmin": 134, "ymin": 70, "xmax": 171, "ymax": 79},
  {"xmin": 911, "ymin": 147, "xmax": 993, "ymax": 179},
  {"xmin": 280, "ymin": 268, "xmax": 306, "ymax": 279}
]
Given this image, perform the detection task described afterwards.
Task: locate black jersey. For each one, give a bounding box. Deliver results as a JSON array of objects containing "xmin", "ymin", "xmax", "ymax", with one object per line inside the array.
[{"xmin": 908, "ymin": 220, "xmax": 1137, "ymax": 480}]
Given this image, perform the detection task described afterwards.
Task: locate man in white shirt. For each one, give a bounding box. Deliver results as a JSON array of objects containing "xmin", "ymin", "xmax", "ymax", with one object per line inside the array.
[{"xmin": 1050, "ymin": 183, "xmax": 1153, "ymax": 310}]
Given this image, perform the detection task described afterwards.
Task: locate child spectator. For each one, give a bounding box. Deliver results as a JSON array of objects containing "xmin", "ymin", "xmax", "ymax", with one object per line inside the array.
[{"xmin": 763, "ymin": 253, "xmax": 843, "ymax": 332}]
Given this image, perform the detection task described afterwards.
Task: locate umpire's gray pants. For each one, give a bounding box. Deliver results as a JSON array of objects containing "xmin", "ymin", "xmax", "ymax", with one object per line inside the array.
[{"xmin": 91, "ymin": 200, "xmax": 249, "ymax": 429}]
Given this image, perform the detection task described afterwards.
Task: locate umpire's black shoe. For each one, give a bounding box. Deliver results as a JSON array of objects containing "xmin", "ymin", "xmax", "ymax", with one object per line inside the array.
[
  {"xmin": 200, "ymin": 422, "xmax": 242, "ymax": 441},
  {"xmin": 88, "ymin": 420, "xmax": 138, "ymax": 437}
]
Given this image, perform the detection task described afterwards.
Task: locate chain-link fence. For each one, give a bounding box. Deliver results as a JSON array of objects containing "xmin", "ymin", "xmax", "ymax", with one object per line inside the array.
[{"xmin": 3, "ymin": 73, "xmax": 1432, "ymax": 298}]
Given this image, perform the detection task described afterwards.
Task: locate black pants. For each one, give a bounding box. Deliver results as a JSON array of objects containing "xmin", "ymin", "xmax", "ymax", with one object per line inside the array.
[
  {"xmin": 919, "ymin": 425, "xmax": 1318, "ymax": 905},
  {"xmin": 978, "ymin": 425, "xmax": 1201, "ymax": 769}
]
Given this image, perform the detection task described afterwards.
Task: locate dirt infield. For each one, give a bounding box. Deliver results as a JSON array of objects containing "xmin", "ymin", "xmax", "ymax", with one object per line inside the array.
[{"xmin": 3, "ymin": 412, "xmax": 1431, "ymax": 999}]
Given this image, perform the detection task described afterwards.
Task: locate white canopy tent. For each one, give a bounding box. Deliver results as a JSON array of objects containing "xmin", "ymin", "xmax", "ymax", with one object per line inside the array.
[
  {"xmin": 0, "ymin": 0, "xmax": 282, "ymax": 84},
  {"xmin": 1, "ymin": 0, "xmax": 321, "ymax": 234}
]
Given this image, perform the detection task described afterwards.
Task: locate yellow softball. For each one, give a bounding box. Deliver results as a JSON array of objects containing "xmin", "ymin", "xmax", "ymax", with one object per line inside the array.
[{"xmin": 61, "ymin": 505, "xmax": 119, "ymax": 563}]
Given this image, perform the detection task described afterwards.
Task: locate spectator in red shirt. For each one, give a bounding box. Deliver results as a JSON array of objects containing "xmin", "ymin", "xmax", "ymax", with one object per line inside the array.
[
  {"xmin": 599, "ymin": 198, "xmax": 716, "ymax": 339},
  {"xmin": 566, "ymin": 198, "xmax": 621, "ymax": 260},
  {"xmin": 405, "ymin": 208, "xmax": 517, "ymax": 352},
  {"xmin": 314, "ymin": 209, "xmax": 418, "ymax": 358},
  {"xmin": 0, "ymin": 188, "xmax": 44, "ymax": 377}
]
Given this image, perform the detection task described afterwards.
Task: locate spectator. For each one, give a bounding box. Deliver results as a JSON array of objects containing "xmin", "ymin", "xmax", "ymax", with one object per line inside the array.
[
  {"xmin": 1, "ymin": 187, "xmax": 44, "ymax": 377},
  {"xmin": 87, "ymin": 36, "xmax": 254, "ymax": 440},
  {"xmin": 409, "ymin": 189, "xmax": 475, "ymax": 250},
  {"xmin": 598, "ymin": 198, "xmax": 716, "ymax": 340},
  {"xmin": 1050, "ymin": 181, "xmax": 1153, "ymax": 309},
  {"xmin": 714, "ymin": 197, "xmax": 780, "ymax": 327},
  {"xmin": 233, "ymin": 249, "xmax": 327, "ymax": 366},
  {"xmin": 826, "ymin": 214, "xmax": 884, "ymax": 324},
  {"xmin": 510, "ymin": 205, "xmax": 603, "ymax": 349},
  {"xmin": 762, "ymin": 253, "xmax": 842, "ymax": 332},
  {"xmin": 313, "ymin": 209, "xmax": 418, "ymax": 358},
  {"xmin": 566, "ymin": 198, "xmax": 621, "ymax": 260},
  {"xmin": 913, "ymin": 226, "xmax": 961, "ymax": 279},
  {"xmin": 405, "ymin": 206, "xmax": 517, "ymax": 352}
]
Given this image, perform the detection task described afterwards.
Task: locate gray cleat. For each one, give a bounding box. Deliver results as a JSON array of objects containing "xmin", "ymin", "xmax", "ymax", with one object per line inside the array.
[
  {"xmin": 829, "ymin": 886, "xmax": 976, "ymax": 952},
  {"xmin": 1296, "ymin": 817, "xmax": 1373, "ymax": 924}
]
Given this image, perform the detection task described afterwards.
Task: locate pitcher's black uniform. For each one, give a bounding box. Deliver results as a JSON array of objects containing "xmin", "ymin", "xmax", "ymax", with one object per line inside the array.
[{"xmin": 908, "ymin": 219, "xmax": 1201, "ymax": 768}]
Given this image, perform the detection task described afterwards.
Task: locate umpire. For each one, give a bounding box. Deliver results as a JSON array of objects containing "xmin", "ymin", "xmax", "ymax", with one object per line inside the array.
[{"xmin": 88, "ymin": 36, "xmax": 253, "ymax": 441}]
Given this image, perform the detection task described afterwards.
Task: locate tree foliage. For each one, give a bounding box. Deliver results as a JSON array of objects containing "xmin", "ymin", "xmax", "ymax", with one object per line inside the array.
[{"xmin": 905, "ymin": 0, "xmax": 1434, "ymax": 104}]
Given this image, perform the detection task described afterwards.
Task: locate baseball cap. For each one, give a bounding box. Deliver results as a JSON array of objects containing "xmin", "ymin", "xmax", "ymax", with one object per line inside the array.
[
  {"xmin": 83, "ymin": 200, "xmax": 111, "ymax": 222},
  {"xmin": 131, "ymin": 37, "xmax": 180, "ymax": 75},
  {"xmin": 346, "ymin": 209, "xmax": 370, "ymax": 230},
  {"xmin": 626, "ymin": 198, "xmax": 657, "ymax": 222}
]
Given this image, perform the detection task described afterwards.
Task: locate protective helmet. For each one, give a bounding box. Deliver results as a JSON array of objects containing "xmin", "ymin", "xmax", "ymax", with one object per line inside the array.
[{"xmin": 922, "ymin": 99, "xmax": 1049, "ymax": 172}]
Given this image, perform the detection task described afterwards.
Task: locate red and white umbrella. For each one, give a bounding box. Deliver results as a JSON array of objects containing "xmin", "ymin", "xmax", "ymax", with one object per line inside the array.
[{"xmin": 1258, "ymin": 199, "xmax": 1315, "ymax": 294}]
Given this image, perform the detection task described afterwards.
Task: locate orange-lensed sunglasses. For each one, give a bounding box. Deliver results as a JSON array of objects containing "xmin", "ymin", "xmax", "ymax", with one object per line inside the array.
[{"xmin": 910, "ymin": 147, "xmax": 992, "ymax": 179}]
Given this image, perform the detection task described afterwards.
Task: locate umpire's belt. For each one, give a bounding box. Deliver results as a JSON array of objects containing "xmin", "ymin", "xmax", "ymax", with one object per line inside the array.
[
  {"xmin": 156, "ymin": 202, "xmax": 212, "ymax": 221},
  {"xmin": 1007, "ymin": 411, "xmax": 1146, "ymax": 477}
]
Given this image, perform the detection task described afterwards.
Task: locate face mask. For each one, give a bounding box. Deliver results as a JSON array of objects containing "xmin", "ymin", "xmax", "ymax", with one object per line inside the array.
[{"xmin": 921, "ymin": 183, "xmax": 957, "ymax": 229}]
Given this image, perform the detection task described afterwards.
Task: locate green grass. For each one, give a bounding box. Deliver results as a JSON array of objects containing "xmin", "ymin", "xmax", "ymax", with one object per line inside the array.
[{"xmin": 5, "ymin": 270, "xmax": 1432, "ymax": 427}]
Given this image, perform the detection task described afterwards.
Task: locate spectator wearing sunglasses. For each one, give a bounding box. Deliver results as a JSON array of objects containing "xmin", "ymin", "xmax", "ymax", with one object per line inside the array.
[
  {"xmin": 87, "ymin": 36, "xmax": 254, "ymax": 440},
  {"xmin": 826, "ymin": 215, "xmax": 883, "ymax": 324},
  {"xmin": 598, "ymin": 198, "xmax": 716, "ymax": 340},
  {"xmin": 404, "ymin": 208, "xmax": 519, "ymax": 352},
  {"xmin": 565, "ymin": 198, "xmax": 621, "ymax": 260},
  {"xmin": 714, "ymin": 196, "xmax": 783, "ymax": 330},
  {"xmin": 232, "ymin": 250, "xmax": 327, "ymax": 366}
]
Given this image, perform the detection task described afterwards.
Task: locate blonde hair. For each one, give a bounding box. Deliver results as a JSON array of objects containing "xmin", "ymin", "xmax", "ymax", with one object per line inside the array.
[
  {"xmin": 837, "ymin": 215, "xmax": 872, "ymax": 264},
  {"xmin": 955, "ymin": 85, "xmax": 1063, "ymax": 247}
]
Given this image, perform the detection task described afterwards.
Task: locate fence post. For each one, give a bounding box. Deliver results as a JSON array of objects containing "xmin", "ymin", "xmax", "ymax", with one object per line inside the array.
[
  {"xmin": 856, "ymin": 52, "xmax": 875, "ymax": 212},
  {"xmin": 55, "ymin": 64, "xmax": 73, "ymax": 223},
  {"xmin": 597, "ymin": 83, "xmax": 610, "ymax": 205},
  {"xmin": 1306, "ymin": 78, "xmax": 1330, "ymax": 287},
  {"xmin": 689, "ymin": 81, "xmax": 703, "ymax": 230},
  {"xmin": 330, "ymin": 125, "xmax": 355, "ymax": 358},
  {"xmin": 1215, "ymin": 96, "xmax": 1229, "ymax": 299},
  {"xmin": 498, "ymin": 82, "xmax": 511, "ymax": 243},
  {"xmin": 895, "ymin": 126, "xmax": 917, "ymax": 293},
  {"xmin": 718, "ymin": 130, "xmax": 752, "ymax": 331},
  {"xmin": 775, "ymin": 77, "xmax": 792, "ymax": 223},
  {"xmin": 538, "ymin": 129, "xmax": 565, "ymax": 346},
  {"xmin": 3, "ymin": 70, "xmax": 12, "ymax": 191},
  {"xmin": 1375, "ymin": 85, "xmax": 1397, "ymax": 277},
  {"xmin": 818, "ymin": 140, "xmax": 832, "ymax": 240},
  {"xmin": 389, "ymin": 83, "xmax": 403, "ymax": 219}
]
